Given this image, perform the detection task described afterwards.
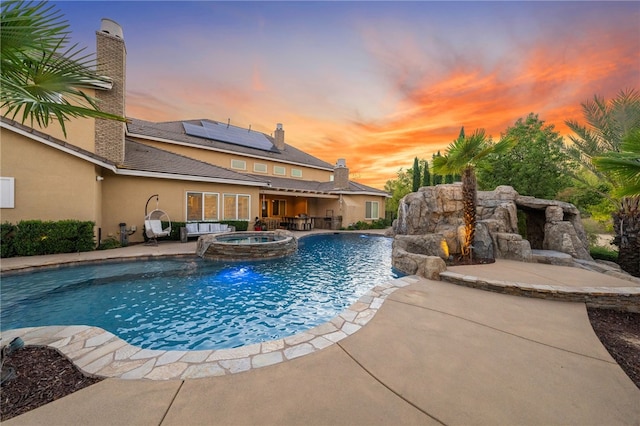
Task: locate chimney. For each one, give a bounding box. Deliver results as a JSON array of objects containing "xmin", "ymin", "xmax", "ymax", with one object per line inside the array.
[
  {"xmin": 333, "ymin": 158, "xmax": 349, "ymax": 189},
  {"xmin": 95, "ymin": 18, "xmax": 126, "ymax": 164},
  {"xmin": 274, "ymin": 123, "xmax": 285, "ymax": 150}
]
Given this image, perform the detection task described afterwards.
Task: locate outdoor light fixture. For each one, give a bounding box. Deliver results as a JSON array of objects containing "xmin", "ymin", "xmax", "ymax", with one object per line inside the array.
[{"xmin": 96, "ymin": 176, "xmax": 104, "ymax": 181}]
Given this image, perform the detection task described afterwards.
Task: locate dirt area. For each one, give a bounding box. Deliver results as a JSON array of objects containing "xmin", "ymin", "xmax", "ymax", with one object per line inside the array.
[
  {"xmin": 595, "ymin": 233, "xmax": 617, "ymax": 250},
  {"xmin": 1, "ymin": 308, "xmax": 638, "ymax": 421}
]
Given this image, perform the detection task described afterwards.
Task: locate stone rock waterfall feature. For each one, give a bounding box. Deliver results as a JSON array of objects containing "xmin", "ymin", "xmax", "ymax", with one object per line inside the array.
[{"xmin": 389, "ymin": 184, "xmax": 593, "ymax": 278}]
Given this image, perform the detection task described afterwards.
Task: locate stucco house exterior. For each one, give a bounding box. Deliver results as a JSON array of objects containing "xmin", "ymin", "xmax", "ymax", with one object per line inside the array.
[{"xmin": 0, "ymin": 19, "xmax": 388, "ymax": 245}]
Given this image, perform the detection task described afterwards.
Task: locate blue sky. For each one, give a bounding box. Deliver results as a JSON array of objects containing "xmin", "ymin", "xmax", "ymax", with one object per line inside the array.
[{"xmin": 55, "ymin": 1, "xmax": 640, "ymax": 188}]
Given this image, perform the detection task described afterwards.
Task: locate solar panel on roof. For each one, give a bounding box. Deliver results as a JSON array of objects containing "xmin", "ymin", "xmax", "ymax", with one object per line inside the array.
[{"xmin": 183, "ymin": 121, "xmax": 275, "ymax": 152}]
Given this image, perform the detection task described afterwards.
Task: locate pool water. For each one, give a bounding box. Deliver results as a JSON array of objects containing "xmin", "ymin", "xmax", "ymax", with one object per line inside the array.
[
  {"xmin": 1, "ymin": 234, "xmax": 402, "ymax": 351},
  {"xmin": 215, "ymin": 235, "xmax": 281, "ymax": 244}
]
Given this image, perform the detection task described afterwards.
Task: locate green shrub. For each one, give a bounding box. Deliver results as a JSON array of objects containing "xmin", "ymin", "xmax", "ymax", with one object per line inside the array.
[
  {"xmin": 370, "ymin": 218, "xmax": 390, "ymax": 229},
  {"xmin": 1, "ymin": 222, "xmax": 17, "ymax": 258},
  {"xmin": 222, "ymin": 220, "xmax": 248, "ymax": 231},
  {"xmin": 98, "ymin": 237, "xmax": 121, "ymax": 250},
  {"xmin": 9, "ymin": 220, "xmax": 95, "ymax": 257},
  {"xmin": 344, "ymin": 218, "xmax": 391, "ymax": 231},
  {"xmin": 590, "ymin": 246, "xmax": 618, "ymax": 263},
  {"xmin": 517, "ymin": 210, "xmax": 527, "ymax": 240}
]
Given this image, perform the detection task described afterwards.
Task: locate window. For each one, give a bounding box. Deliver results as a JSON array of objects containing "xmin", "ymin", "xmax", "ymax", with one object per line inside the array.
[
  {"xmin": 186, "ymin": 192, "xmax": 218, "ymax": 221},
  {"xmin": 223, "ymin": 194, "xmax": 250, "ymax": 220},
  {"xmin": 231, "ymin": 159, "xmax": 246, "ymax": 170},
  {"xmin": 254, "ymin": 163, "xmax": 268, "ymax": 173},
  {"xmin": 273, "ymin": 166, "xmax": 286, "ymax": 176},
  {"xmin": 272, "ymin": 199, "xmax": 286, "ymax": 216},
  {"xmin": 291, "ymin": 168, "xmax": 302, "ymax": 178},
  {"xmin": 365, "ymin": 201, "xmax": 379, "ymax": 220},
  {"xmin": 1, "ymin": 177, "xmax": 15, "ymax": 208}
]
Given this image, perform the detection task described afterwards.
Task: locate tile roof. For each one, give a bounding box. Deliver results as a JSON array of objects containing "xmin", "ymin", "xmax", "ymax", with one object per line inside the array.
[
  {"xmin": 126, "ymin": 118, "xmax": 335, "ymax": 171},
  {"xmin": 123, "ymin": 139, "xmax": 265, "ymax": 184},
  {"xmin": 265, "ymin": 176, "xmax": 389, "ymax": 196},
  {"xmin": 1, "ymin": 117, "xmax": 262, "ymax": 185},
  {"xmin": 2, "ymin": 116, "xmax": 387, "ymax": 195}
]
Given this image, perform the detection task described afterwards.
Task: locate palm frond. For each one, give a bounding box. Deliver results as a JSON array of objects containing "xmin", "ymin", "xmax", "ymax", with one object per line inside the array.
[
  {"xmin": 593, "ymin": 129, "xmax": 640, "ymax": 197},
  {"xmin": 1, "ymin": 0, "xmax": 126, "ymax": 136}
]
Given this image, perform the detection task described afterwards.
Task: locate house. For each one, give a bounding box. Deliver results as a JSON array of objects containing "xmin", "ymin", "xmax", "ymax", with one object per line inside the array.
[{"xmin": 0, "ymin": 19, "xmax": 388, "ymax": 245}]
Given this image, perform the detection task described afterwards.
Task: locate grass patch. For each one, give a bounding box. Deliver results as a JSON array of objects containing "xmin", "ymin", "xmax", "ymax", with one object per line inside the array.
[
  {"xmin": 590, "ymin": 246, "xmax": 618, "ymax": 262},
  {"xmin": 582, "ymin": 217, "xmax": 612, "ymax": 234}
]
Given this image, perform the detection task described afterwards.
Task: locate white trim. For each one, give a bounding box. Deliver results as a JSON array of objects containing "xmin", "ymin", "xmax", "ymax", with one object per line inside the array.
[
  {"xmin": 186, "ymin": 191, "xmax": 220, "ymax": 221},
  {"xmin": 331, "ymin": 190, "xmax": 391, "ymax": 197},
  {"xmin": 115, "ymin": 169, "xmax": 267, "ymax": 186},
  {"xmin": 231, "ymin": 159, "xmax": 247, "ymax": 170},
  {"xmin": 273, "ymin": 165, "xmax": 286, "ymax": 176},
  {"xmin": 253, "ymin": 162, "xmax": 268, "ymax": 173},
  {"xmin": 259, "ymin": 189, "xmax": 339, "ymax": 199},
  {"xmin": 0, "ymin": 177, "xmax": 15, "ymax": 208},
  {"xmin": 223, "ymin": 193, "xmax": 251, "ymax": 221},
  {"xmin": 126, "ymin": 131, "xmax": 334, "ymax": 171},
  {"xmin": 365, "ymin": 200, "xmax": 380, "ymax": 220}
]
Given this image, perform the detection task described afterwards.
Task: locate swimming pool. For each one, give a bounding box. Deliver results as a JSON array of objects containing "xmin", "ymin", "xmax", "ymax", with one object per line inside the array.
[{"xmin": 1, "ymin": 234, "xmax": 402, "ymax": 351}]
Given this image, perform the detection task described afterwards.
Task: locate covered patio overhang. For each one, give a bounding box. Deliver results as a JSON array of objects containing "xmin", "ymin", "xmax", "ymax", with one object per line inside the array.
[
  {"xmin": 257, "ymin": 189, "xmax": 342, "ymax": 231},
  {"xmin": 259, "ymin": 188, "xmax": 339, "ymax": 199}
]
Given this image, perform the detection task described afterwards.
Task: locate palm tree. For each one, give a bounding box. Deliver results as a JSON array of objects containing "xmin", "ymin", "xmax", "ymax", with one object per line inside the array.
[
  {"xmin": 593, "ymin": 130, "xmax": 640, "ymax": 276},
  {"xmin": 566, "ymin": 89, "xmax": 640, "ymax": 277},
  {"xmin": 1, "ymin": 0, "xmax": 125, "ymax": 136},
  {"xmin": 432, "ymin": 128, "xmax": 512, "ymax": 260},
  {"xmin": 565, "ymin": 89, "xmax": 640, "ymax": 188}
]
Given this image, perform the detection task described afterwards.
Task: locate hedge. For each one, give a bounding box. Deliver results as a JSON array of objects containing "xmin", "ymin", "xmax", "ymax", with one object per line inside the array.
[{"xmin": 1, "ymin": 220, "xmax": 95, "ymax": 258}]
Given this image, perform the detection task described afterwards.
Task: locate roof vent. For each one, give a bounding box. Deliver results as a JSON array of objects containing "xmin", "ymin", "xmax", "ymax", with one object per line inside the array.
[{"xmin": 100, "ymin": 18, "xmax": 124, "ymax": 39}]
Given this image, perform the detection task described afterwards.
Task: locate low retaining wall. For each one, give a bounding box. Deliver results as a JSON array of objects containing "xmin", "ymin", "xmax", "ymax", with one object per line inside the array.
[
  {"xmin": 439, "ymin": 271, "xmax": 640, "ymax": 313},
  {"xmin": 196, "ymin": 230, "xmax": 298, "ymax": 261}
]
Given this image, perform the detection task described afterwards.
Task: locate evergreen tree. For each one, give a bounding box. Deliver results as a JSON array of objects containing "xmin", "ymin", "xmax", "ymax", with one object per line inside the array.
[
  {"xmin": 412, "ymin": 157, "xmax": 420, "ymax": 192},
  {"xmin": 422, "ymin": 160, "xmax": 431, "ymax": 186}
]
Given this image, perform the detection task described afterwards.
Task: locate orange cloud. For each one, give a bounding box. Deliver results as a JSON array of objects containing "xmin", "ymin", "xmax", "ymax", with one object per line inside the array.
[{"xmin": 124, "ymin": 6, "xmax": 639, "ymax": 190}]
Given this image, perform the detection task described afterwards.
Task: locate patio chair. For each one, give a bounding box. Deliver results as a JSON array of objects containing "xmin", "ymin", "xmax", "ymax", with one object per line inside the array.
[{"xmin": 145, "ymin": 209, "xmax": 171, "ymax": 245}]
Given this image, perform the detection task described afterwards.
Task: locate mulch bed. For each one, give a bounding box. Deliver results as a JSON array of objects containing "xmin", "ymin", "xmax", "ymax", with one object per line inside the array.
[
  {"xmin": 587, "ymin": 307, "xmax": 640, "ymax": 390},
  {"xmin": 446, "ymin": 256, "xmax": 496, "ymax": 266},
  {"xmin": 1, "ymin": 346, "xmax": 102, "ymax": 421},
  {"xmin": 0, "ymin": 308, "xmax": 638, "ymax": 421}
]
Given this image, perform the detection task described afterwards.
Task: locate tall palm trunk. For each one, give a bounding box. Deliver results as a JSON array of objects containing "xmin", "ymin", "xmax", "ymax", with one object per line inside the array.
[
  {"xmin": 613, "ymin": 196, "xmax": 640, "ymax": 277},
  {"xmin": 461, "ymin": 165, "xmax": 477, "ymax": 260}
]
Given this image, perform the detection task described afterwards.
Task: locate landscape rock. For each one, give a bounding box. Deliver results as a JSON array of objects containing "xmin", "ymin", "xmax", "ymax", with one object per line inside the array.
[{"xmin": 392, "ymin": 184, "xmax": 590, "ymax": 266}]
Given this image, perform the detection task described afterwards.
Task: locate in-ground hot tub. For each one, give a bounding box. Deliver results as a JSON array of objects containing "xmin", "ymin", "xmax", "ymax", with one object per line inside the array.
[{"xmin": 196, "ymin": 230, "xmax": 298, "ymax": 261}]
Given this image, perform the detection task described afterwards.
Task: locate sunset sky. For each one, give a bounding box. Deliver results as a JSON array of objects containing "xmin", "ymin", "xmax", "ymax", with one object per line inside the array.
[{"xmin": 57, "ymin": 1, "xmax": 639, "ymax": 189}]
